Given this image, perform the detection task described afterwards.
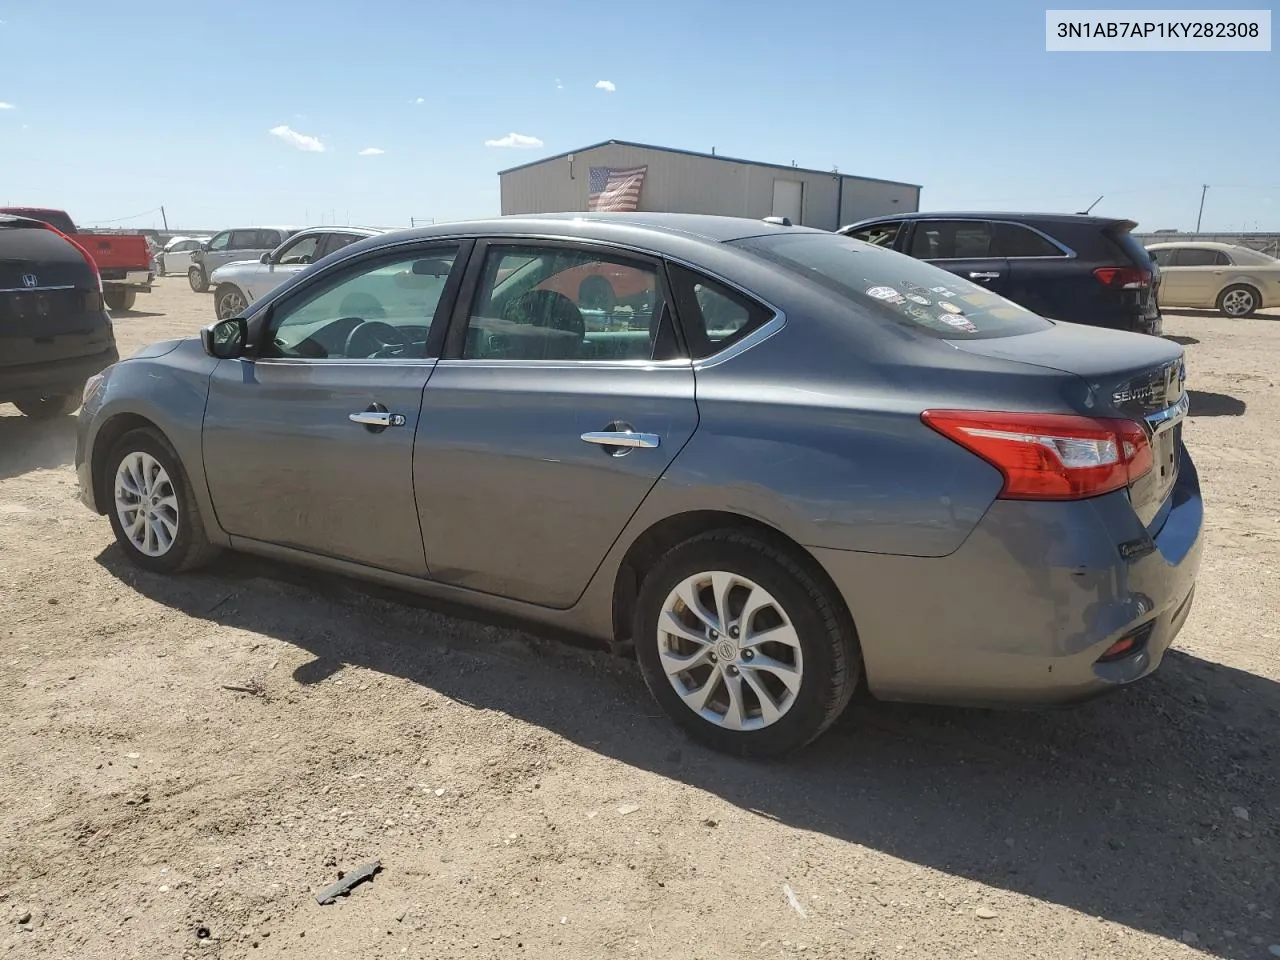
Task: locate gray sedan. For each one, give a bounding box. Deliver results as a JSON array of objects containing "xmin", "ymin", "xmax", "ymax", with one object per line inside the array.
[{"xmin": 74, "ymin": 214, "xmax": 1203, "ymax": 756}]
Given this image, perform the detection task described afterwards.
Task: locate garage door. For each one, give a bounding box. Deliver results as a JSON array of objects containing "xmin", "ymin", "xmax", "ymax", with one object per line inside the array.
[{"xmin": 772, "ymin": 179, "xmax": 803, "ymax": 223}]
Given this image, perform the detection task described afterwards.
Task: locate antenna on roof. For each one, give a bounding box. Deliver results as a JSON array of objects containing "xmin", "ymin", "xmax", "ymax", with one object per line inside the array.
[{"xmin": 1077, "ymin": 194, "xmax": 1104, "ymax": 215}]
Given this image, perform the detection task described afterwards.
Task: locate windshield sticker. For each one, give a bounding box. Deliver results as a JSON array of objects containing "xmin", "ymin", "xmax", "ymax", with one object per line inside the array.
[
  {"xmin": 929, "ymin": 285, "xmax": 958, "ymax": 297},
  {"xmin": 866, "ymin": 285, "xmax": 905, "ymax": 304},
  {"xmin": 906, "ymin": 294, "xmax": 931, "ymax": 305},
  {"xmin": 940, "ymin": 314, "xmax": 979, "ymax": 333},
  {"xmin": 938, "ymin": 301, "xmax": 963, "ymax": 314}
]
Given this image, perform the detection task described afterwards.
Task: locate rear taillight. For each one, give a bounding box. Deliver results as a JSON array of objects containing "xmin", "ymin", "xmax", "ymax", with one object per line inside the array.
[
  {"xmin": 41, "ymin": 221, "xmax": 103, "ymax": 293},
  {"xmin": 922, "ymin": 410, "xmax": 1154, "ymax": 500},
  {"xmin": 1094, "ymin": 266, "xmax": 1151, "ymax": 290}
]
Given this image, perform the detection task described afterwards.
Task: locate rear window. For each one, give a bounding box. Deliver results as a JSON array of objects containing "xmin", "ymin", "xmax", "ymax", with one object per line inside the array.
[
  {"xmin": 1106, "ymin": 226, "xmax": 1155, "ymax": 269},
  {"xmin": 734, "ymin": 232, "xmax": 1054, "ymax": 340}
]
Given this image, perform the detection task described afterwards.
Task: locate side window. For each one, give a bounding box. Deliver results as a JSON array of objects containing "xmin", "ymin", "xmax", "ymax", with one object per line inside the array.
[
  {"xmin": 229, "ymin": 230, "xmax": 260, "ymax": 250},
  {"xmin": 257, "ymin": 229, "xmax": 283, "ymax": 248},
  {"xmin": 1177, "ymin": 247, "xmax": 1223, "ymax": 267},
  {"xmin": 207, "ymin": 231, "xmax": 231, "ymax": 252},
  {"xmin": 991, "ymin": 222, "xmax": 1064, "ymax": 258},
  {"xmin": 845, "ymin": 221, "xmax": 902, "ymax": 248},
  {"xmin": 323, "ymin": 232, "xmax": 363, "ymax": 257},
  {"xmin": 667, "ymin": 263, "xmax": 772, "ymax": 359},
  {"xmin": 264, "ymin": 246, "xmax": 459, "ymax": 361},
  {"xmin": 460, "ymin": 245, "xmax": 667, "ymax": 362},
  {"xmin": 276, "ymin": 234, "xmax": 321, "ymax": 265},
  {"xmin": 909, "ymin": 221, "xmax": 994, "ymax": 259},
  {"xmin": 1148, "ymin": 248, "xmax": 1173, "ymax": 267}
]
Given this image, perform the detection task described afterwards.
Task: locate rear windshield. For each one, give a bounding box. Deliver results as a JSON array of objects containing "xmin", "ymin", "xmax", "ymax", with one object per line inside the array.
[
  {"xmin": 733, "ymin": 232, "xmax": 1053, "ymax": 340},
  {"xmin": 1106, "ymin": 225, "xmax": 1154, "ymax": 268}
]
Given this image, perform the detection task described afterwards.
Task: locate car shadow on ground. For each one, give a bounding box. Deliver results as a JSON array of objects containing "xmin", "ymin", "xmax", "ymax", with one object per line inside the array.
[
  {"xmin": 110, "ymin": 309, "xmax": 166, "ymax": 319},
  {"xmin": 0, "ymin": 411, "xmax": 78, "ymax": 480},
  {"xmin": 1188, "ymin": 390, "xmax": 1248, "ymax": 417},
  {"xmin": 1165, "ymin": 334, "xmax": 1201, "ymax": 346},
  {"xmin": 97, "ymin": 548, "xmax": 1278, "ymax": 958}
]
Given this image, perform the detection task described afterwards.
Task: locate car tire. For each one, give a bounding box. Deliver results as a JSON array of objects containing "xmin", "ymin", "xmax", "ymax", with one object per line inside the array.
[
  {"xmin": 188, "ymin": 267, "xmax": 209, "ymax": 293},
  {"xmin": 155, "ymin": 256, "xmax": 166, "ymax": 277},
  {"xmin": 633, "ymin": 529, "xmax": 860, "ymax": 757},
  {"xmin": 1217, "ymin": 284, "xmax": 1260, "ymax": 318},
  {"xmin": 13, "ymin": 393, "xmax": 80, "ymax": 419},
  {"xmin": 215, "ymin": 284, "xmax": 248, "ymax": 320},
  {"xmin": 105, "ymin": 427, "xmax": 219, "ymax": 574},
  {"xmin": 104, "ymin": 288, "xmax": 137, "ymax": 312}
]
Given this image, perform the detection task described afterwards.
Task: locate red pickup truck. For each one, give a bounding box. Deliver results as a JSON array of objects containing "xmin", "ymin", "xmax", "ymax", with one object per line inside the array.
[{"xmin": 0, "ymin": 207, "xmax": 153, "ymax": 312}]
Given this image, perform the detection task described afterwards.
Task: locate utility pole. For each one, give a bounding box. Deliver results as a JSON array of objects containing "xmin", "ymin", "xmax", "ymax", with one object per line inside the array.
[
  {"xmin": 160, "ymin": 206, "xmax": 169, "ymax": 232},
  {"xmin": 1195, "ymin": 184, "xmax": 1208, "ymax": 233}
]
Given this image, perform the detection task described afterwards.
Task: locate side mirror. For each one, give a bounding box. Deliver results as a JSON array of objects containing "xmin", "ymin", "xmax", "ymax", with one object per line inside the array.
[
  {"xmin": 260, "ymin": 252, "xmax": 271, "ymax": 264},
  {"xmin": 200, "ymin": 317, "xmax": 247, "ymax": 359}
]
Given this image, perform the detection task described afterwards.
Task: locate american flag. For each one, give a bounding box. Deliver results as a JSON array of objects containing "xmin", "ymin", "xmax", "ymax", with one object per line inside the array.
[{"xmin": 587, "ymin": 165, "xmax": 647, "ymax": 212}]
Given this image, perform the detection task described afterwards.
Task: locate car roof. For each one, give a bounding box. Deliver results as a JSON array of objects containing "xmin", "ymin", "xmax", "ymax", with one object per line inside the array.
[
  {"xmin": 294, "ymin": 225, "xmax": 387, "ymax": 236},
  {"xmin": 381, "ymin": 212, "xmax": 826, "ymax": 248},
  {"xmin": 843, "ymin": 211, "xmax": 1130, "ymax": 227},
  {"xmin": 1145, "ymin": 240, "xmax": 1239, "ymax": 250}
]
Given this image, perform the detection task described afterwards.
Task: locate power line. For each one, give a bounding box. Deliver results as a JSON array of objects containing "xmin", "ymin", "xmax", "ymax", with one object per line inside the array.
[{"xmin": 84, "ymin": 206, "xmax": 164, "ymax": 225}]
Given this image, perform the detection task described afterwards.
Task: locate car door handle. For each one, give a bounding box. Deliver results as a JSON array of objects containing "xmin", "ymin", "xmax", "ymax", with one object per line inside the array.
[
  {"xmin": 349, "ymin": 411, "xmax": 406, "ymax": 427},
  {"xmin": 580, "ymin": 431, "xmax": 660, "ymax": 449},
  {"xmin": 969, "ymin": 271, "xmax": 1001, "ymax": 279}
]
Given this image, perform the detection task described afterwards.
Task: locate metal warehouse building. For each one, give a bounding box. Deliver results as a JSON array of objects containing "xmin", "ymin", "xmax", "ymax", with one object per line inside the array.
[{"xmin": 498, "ymin": 140, "xmax": 921, "ymax": 231}]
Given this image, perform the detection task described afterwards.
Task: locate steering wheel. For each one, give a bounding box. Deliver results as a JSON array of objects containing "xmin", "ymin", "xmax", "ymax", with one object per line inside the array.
[{"xmin": 344, "ymin": 319, "xmax": 410, "ymax": 358}]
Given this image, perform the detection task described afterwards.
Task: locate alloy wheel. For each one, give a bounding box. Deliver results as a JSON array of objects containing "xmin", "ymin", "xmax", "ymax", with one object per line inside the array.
[
  {"xmin": 113, "ymin": 451, "xmax": 180, "ymax": 558},
  {"xmin": 217, "ymin": 289, "xmax": 246, "ymax": 320},
  {"xmin": 1222, "ymin": 288, "xmax": 1256, "ymax": 317},
  {"xmin": 657, "ymin": 570, "xmax": 804, "ymax": 731}
]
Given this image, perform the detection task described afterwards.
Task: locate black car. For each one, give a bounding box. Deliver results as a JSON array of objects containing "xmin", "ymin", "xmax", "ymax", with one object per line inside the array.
[
  {"xmin": 1, "ymin": 213, "xmax": 118, "ymax": 418},
  {"xmin": 838, "ymin": 213, "xmax": 1162, "ymax": 336}
]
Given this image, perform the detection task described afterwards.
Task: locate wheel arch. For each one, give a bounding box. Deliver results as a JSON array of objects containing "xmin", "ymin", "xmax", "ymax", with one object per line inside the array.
[
  {"xmin": 90, "ymin": 413, "xmax": 167, "ymax": 515},
  {"xmin": 610, "ymin": 509, "xmax": 857, "ymax": 651}
]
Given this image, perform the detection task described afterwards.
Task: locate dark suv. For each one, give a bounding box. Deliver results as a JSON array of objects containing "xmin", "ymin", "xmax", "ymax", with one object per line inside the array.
[
  {"xmin": 1, "ymin": 213, "xmax": 117, "ymax": 418},
  {"xmin": 838, "ymin": 213, "xmax": 1162, "ymax": 335}
]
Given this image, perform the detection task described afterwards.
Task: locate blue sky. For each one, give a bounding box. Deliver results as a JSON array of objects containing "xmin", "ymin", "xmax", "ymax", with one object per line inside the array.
[{"xmin": 1, "ymin": 1, "xmax": 1276, "ymax": 232}]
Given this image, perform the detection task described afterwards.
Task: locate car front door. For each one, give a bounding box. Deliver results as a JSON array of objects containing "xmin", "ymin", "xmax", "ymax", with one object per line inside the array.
[
  {"xmin": 906, "ymin": 219, "xmax": 1012, "ymax": 298},
  {"xmin": 412, "ymin": 240, "xmax": 698, "ymax": 608},
  {"xmin": 201, "ymin": 241, "xmax": 467, "ymax": 575},
  {"xmin": 245, "ymin": 232, "xmax": 323, "ymax": 301}
]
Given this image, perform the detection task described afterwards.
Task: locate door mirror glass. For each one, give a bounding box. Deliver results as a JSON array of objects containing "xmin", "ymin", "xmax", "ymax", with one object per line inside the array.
[{"xmin": 200, "ymin": 317, "xmax": 247, "ymax": 359}]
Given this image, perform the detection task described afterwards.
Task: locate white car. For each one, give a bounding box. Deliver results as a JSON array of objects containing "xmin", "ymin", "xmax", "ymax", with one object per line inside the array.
[
  {"xmin": 155, "ymin": 235, "xmax": 210, "ymax": 277},
  {"xmin": 209, "ymin": 226, "xmax": 385, "ymax": 319},
  {"xmin": 1147, "ymin": 241, "xmax": 1280, "ymax": 318}
]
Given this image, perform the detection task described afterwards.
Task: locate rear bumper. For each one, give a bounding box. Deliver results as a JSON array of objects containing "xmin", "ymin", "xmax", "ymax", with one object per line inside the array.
[
  {"xmin": 0, "ymin": 346, "xmax": 118, "ymax": 403},
  {"xmin": 100, "ymin": 270, "xmax": 153, "ymax": 289},
  {"xmin": 815, "ymin": 445, "xmax": 1204, "ymax": 706}
]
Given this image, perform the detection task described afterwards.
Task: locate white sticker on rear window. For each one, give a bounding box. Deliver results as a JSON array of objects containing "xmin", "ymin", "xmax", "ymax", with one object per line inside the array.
[
  {"xmin": 940, "ymin": 314, "xmax": 978, "ymax": 332},
  {"xmin": 866, "ymin": 285, "xmax": 904, "ymax": 303},
  {"xmin": 938, "ymin": 301, "xmax": 963, "ymax": 314}
]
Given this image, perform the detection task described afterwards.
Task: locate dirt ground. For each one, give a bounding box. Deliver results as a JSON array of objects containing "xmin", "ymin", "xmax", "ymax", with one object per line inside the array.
[{"xmin": 1, "ymin": 278, "xmax": 1277, "ymax": 960}]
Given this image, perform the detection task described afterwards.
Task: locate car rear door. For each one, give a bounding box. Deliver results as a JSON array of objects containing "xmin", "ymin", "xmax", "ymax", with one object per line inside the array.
[
  {"xmin": 996, "ymin": 220, "xmax": 1083, "ymax": 321},
  {"xmin": 904, "ymin": 219, "xmax": 1012, "ymax": 297},
  {"xmin": 201, "ymin": 240, "xmax": 468, "ymax": 575},
  {"xmin": 1172, "ymin": 247, "xmax": 1229, "ymax": 306},
  {"xmin": 412, "ymin": 239, "xmax": 698, "ymax": 608}
]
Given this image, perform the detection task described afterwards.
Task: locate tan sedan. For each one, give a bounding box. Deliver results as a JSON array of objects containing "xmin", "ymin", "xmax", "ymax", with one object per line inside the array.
[{"xmin": 1147, "ymin": 241, "xmax": 1280, "ymax": 317}]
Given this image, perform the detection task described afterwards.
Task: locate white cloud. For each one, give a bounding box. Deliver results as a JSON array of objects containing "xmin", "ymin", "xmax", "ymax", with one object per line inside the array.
[
  {"xmin": 268, "ymin": 124, "xmax": 325, "ymax": 152},
  {"xmin": 595, "ymin": 80, "xmax": 616, "ymax": 92},
  {"xmin": 412, "ymin": 97, "xmax": 425, "ymax": 105},
  {"xmin": 0, "ymin": 102, "xmax": 15, "ymax": 110},
  {"xmin": 358, "ymin": 147, "xmax": 385, "ymax": 156},
  {"xmin": 555, "ymin": 78, "xmax": 564, "ymax": 90},
  {"xmin": 484, "ymin": 132, "xmax": 544, "ymax": 149}
]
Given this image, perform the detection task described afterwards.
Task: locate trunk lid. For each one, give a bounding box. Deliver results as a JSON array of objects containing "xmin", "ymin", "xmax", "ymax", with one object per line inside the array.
[{"xmin": 949, "ymin": 323, "xmax": 1186, "ymax": 529}]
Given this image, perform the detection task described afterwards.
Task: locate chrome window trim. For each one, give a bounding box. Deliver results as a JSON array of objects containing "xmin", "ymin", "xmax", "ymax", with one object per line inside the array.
[{"xmin": 909, "ymin": 217, "xmax": 1078, "ymax": 260}]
